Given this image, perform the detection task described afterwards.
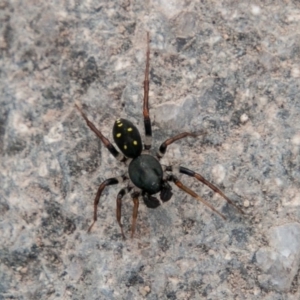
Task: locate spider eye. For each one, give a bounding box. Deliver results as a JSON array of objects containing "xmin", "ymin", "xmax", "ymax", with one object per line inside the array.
[{"xmin": 113, "ymin": 118, "xmax": 142, "ymax": 158}]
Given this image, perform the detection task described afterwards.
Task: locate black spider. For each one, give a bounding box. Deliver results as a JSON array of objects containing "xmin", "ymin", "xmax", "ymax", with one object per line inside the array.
[{"xmin": 75, "ymin": 33, "xmax": 244, "ymax": 239}]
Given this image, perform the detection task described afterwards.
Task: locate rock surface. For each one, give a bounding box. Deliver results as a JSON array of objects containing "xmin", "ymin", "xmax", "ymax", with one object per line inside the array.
[
  {"xmin": 256, "ymin": 223, "xmax": 300, "ymax": 292},
  {"xmin": 1, "ymin": 1, "xmax": 300, "ymax": 299}
]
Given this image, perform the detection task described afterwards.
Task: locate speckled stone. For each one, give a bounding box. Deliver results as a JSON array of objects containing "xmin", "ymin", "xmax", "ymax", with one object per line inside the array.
[
  {"xmin": 1, "ymin": 1, "xmax": 300, "ymax": 300},
  {"xmin": 256, "ymin": 223, "xmax": 300, "ymax": 292}
]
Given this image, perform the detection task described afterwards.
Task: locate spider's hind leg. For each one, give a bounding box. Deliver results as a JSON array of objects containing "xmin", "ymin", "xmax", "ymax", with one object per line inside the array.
[
  {"xmin": 143, "ymin": 32, "xmax": 152, "ymax": 151},
  {"xmin": 156, "ymin": 132, "xmax": 199, "ymax": 159},
  {"xmin": 75, "ymin": 104, "xmax": 126, "ymax": 162}
]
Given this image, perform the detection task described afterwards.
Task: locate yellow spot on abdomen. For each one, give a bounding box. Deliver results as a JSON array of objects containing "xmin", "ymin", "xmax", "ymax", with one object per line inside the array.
[
  {"xmin": 118, "ymin": 123, "xmax": 123, "ymax": 127},
  {"xmin": 116, "ymin": 133, "xmax": 121, "ymax": 138},
  {"xmin": 133, "ymin": 140, "xmax": 138, "ymax": 146},
  {"xmin": 124, "ymin": 145, "xmax": 127, "ymax": 150},
  {"xmin": 127, "ymin": 127, "xmax": 133, "ymax": 132}
]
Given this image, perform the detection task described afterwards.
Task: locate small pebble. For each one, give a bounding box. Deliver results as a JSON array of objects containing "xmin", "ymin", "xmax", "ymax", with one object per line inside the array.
[
  {"xmin": 139, "ymin": 286, "xmax": 151, "ymax": 297},
  {"xmin": 240, "ymin": 113, "xmax": 249, "ymax": 123},
  {"xmin": 244, "ymin": 200, "xmax": 250, "ymax": 207}
]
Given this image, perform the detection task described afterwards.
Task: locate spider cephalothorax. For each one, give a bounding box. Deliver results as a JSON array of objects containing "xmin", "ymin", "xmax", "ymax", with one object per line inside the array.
[{"xmin": 76, "ymin": 33, "xmax": 244, "ymax": 239}]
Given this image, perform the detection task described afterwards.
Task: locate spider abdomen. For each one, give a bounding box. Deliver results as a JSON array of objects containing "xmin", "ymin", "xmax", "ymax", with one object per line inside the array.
[
  {"xmin": 129, "ymin": 154, "xmax": 163, "ymax": 194},
  {"xmin": 113, "ymin": 118, "xmax": 142, "ymax": 158}
]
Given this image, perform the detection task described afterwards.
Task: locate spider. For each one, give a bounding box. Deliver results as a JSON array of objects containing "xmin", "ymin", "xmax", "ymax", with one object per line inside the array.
[{"xmin": 75, "ymin": 33, "xmax": 244, "ymax": 239}]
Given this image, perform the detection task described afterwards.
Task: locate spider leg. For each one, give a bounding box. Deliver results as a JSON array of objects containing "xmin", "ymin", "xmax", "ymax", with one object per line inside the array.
[
  {"xmin": 143, "ymin": 32, "xmax": 152, "ymax": 151},
  {"xmin": 157, "ymin": 132, "xmax": 198, "ymax": 159},
  {"xmin": 75, "ymin": 104, "xmax": 126, "ymax": 162},
  {"xmin": 116, "ymin": 186, "xmax": 133, "ymax": 239},
  {"xmin": 166, "ymin": 166, "xmax": 244, "ymax": 214},
  {"xmin": 131, "ymin": 191, "xmax": 140, "ymax": 238},
  {"xmin": 87, "ymin": 175, "xmax": 128, "ymax": 233},
  {"xmin": 166, "ymin": 174, "xmax": 227, "ymax": 220}
]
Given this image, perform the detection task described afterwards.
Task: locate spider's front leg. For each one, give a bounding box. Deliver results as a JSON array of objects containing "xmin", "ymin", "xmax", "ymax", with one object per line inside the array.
[
  {"xmin": 166, "ymin": 166, "xmax": 244, "ymax": 215},
  {"xmin": 166, "ymin": 173, "xmax": 227, "ymax": 220},
  {"xmin": 87, "ymin": 175, "xmax": 128, "ymax": 233},
  {"xmin": 130, "ymin": 191, "xmax": 140, "ymax": 238},
  {"xmin": 117, "ymin": 188, "xmax": 141, "ymax": 239},
  {"xmin": 116, "ymin": 186, "xmax": 133, "ymax": 239}
]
